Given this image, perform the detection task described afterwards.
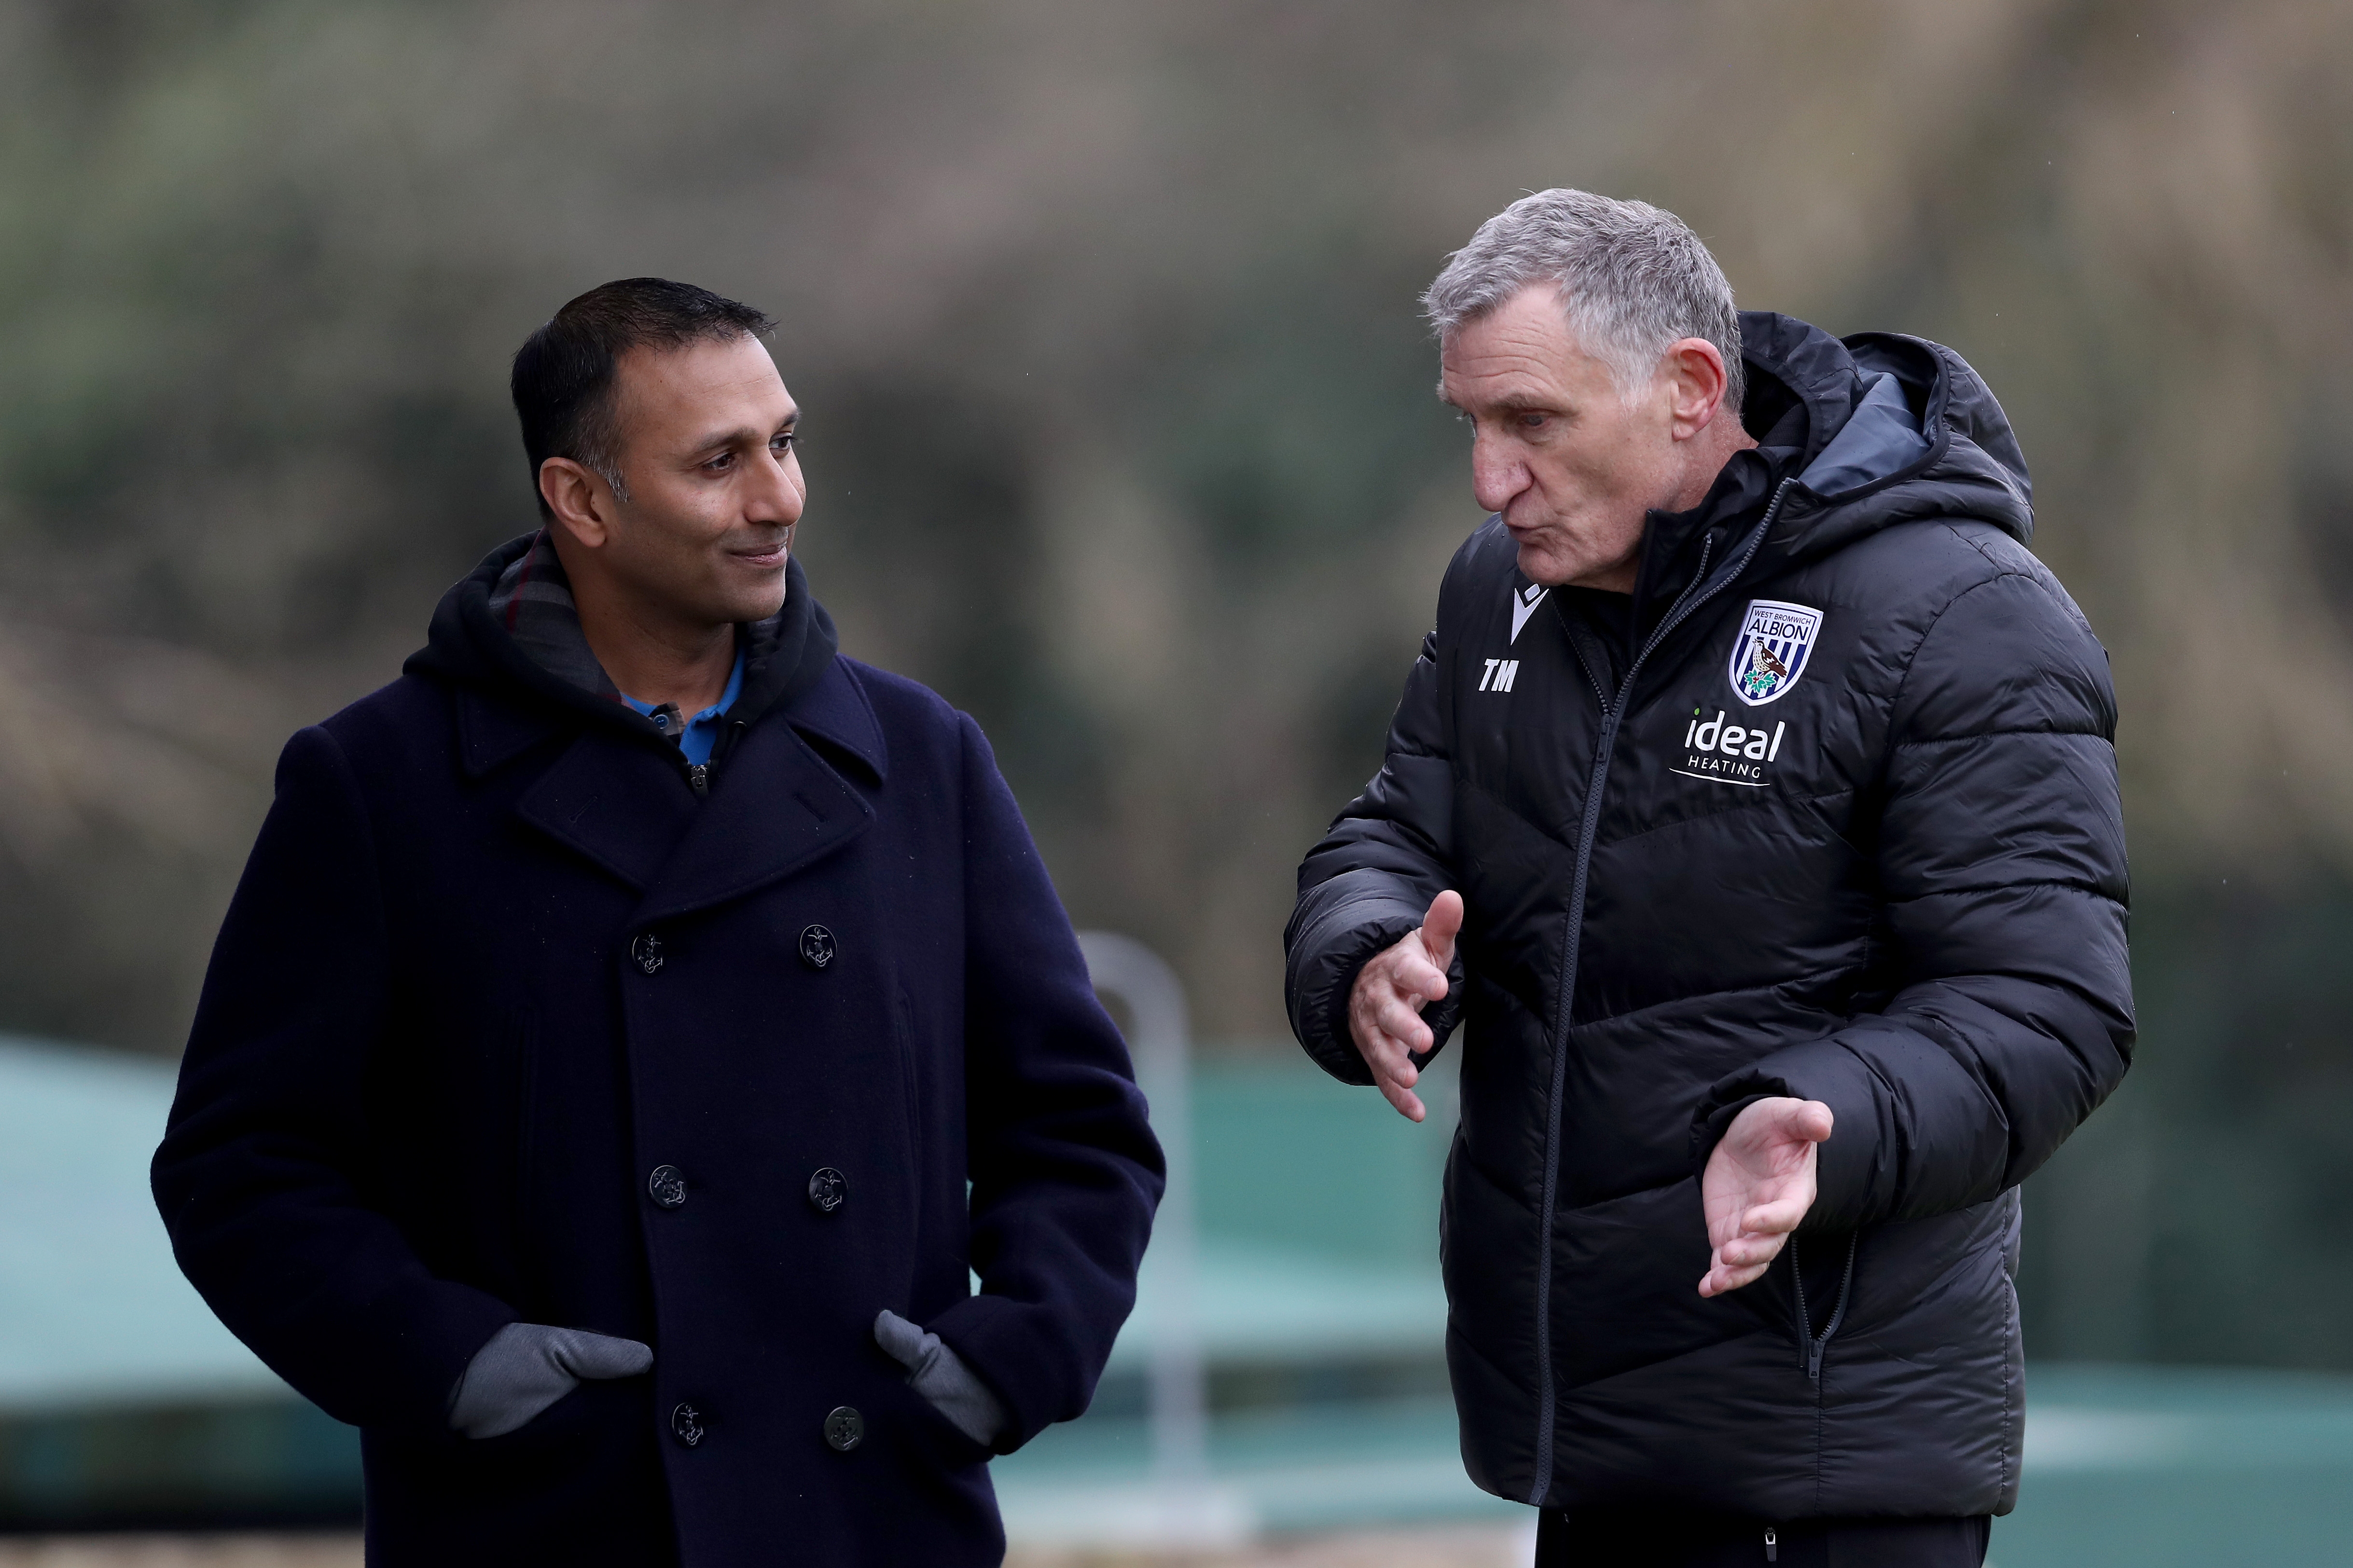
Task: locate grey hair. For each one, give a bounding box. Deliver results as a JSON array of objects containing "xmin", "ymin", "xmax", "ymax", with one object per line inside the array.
[{"xmin": 1423, "ymin": 189, "xmax": 1744, "ymax": 411}]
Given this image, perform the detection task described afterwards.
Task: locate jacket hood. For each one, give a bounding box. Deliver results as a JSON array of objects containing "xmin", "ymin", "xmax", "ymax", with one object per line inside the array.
[
  {"xmin": 404, "ymin": 532, "xmax": 840, "ymax": 746},
  {"xmin": 1737, "ymin": 310, "xmax": 2035, "ymax": 562}
]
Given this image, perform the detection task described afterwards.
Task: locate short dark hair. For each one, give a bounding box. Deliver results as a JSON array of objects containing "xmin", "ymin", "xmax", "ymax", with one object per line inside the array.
[{"xmin": 511, "ymin": 278, "xmax": 776, "ymax": 517}]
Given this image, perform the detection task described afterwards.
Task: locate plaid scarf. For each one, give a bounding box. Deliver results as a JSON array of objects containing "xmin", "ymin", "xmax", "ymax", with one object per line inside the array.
[{"xmin": 487, "ymin": 530, "xmax": 622, "ymax": 700}]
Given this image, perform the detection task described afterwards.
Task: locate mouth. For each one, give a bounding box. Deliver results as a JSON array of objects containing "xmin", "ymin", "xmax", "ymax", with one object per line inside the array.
[{"xmin": 728, "ymin": 539, "xmax": 791, "ymax": 570}]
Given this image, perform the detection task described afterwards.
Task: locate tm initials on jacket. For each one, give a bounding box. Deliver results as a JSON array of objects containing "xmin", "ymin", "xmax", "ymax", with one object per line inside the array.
[
  {"xmin": 1285, "ymin": 312, "xmax": 2132, "ymax": 1520},
  {"xmin": 152, "ymin": 545, "xmax": 1164, "ymax": 1568}
]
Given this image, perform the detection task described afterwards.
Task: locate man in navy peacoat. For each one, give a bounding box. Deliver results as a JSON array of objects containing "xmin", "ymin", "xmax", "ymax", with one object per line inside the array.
[{"xmin": 152, "ymin": 279, "xmax": 1164, "ymax": 1566}]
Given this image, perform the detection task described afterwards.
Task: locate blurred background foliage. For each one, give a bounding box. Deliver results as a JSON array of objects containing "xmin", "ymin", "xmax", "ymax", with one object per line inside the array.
[{"xmin": 2, "ymin": 0, "xmax": 2352, "ymax": 1369}]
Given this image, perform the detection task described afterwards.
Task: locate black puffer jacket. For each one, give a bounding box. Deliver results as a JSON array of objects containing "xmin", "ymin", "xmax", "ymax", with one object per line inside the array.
[{"xmin": 1285, "ymin": 312, "xmax": 2132, "ymax": 1519}]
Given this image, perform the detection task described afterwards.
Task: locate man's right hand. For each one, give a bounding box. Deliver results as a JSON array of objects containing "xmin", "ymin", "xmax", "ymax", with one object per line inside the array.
[
  {"xmin": 447, "ymin": 1322, "xmax": 653, "ymax": 1439},
  {"xmin": 1345, "ymin": 890, "xmax": 1463, "ymax": 1123}
]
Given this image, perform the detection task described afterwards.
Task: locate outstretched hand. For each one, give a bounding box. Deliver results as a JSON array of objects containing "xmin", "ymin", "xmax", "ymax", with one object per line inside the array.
[
  {"xmin": 1698, "ymin": 1097, "xmax": 1834, "ymax": 1297},
  {"xmin": 1345, "ymin": 891, "xmax": 1462, "ymax": 1123}
]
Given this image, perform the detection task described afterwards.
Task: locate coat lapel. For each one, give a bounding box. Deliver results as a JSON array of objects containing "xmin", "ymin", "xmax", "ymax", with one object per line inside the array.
[
  {"xmin": 632, "ymin": 720, "xmax": 873, "ymax": 926},
  {"xmin": 501, "ymin": 658, "xmax": 885, "ymax": 920},
  {"xmin": 629, "ymin": 660, "xmax": 886, "ymax": 924},
  {"xmin": 513, "ymin": 731, "xmax": 697, "ymax": 892}
]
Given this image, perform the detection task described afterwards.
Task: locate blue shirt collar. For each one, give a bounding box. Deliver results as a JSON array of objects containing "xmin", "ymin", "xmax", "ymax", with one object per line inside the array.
[{"xmin": 620, "ymin": 646, "xmax": 746, "ymax": 767}]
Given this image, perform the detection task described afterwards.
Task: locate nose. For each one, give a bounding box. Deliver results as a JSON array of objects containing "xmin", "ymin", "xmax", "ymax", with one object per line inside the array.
[
  {"xmin": 1470, "ymin": 430, "xmax": 1528, "ymax": 516},
  {"xmin": 746, "ymin": 446, "xmax": 806, "ymax": 528}
]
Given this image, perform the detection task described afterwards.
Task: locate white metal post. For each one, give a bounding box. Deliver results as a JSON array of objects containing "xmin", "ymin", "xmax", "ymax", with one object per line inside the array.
[{"xmin": 1076, "ymin": 930, "xmax": 1209, "ymax": 1489}]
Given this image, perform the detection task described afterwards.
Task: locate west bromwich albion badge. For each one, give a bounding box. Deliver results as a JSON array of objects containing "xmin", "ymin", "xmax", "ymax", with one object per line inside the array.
[{"xmin": 1728, "ymin": 599, "xmax": 1822, "ymax": 706}]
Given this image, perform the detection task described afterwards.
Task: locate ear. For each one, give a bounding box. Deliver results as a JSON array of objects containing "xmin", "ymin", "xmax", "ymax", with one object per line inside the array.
[
  {"xmin": 1661, "ymin": 338, "xmax": 1730, "ymax": 441},
  {"xmin": 540, "ymin": 457, "xmax": 617, "ymax": 548}
]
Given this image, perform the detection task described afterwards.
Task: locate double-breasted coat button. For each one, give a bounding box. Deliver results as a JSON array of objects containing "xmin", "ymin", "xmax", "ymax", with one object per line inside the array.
[
  {"xmin": 632, "ymin": 933, "xmax": 664, "ymax": 974},
  {"xmin": 807, "ymin": 1167, "xmax": 847, "ymax": 1213},
  {"xmin": 823, "ymin": 1406, "xmax": 863, "ymax": 1452},
  {"xmin": 798, "ymin": 925, "xmax": 836, "ymax": 970},
  {"xmin": 647, "ymin": 1166, "xmax": 687, "ymax": 1209},
  {"xmin": 671, "ymin": 1403, "xmax": 705, "ymax": 1447}
]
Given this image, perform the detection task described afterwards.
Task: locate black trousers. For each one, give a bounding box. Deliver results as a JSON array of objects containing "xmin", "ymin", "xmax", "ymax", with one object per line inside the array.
[{"xmin": 1534, "ymin": 1507, "xmax": 1991, "ymax": 1567}]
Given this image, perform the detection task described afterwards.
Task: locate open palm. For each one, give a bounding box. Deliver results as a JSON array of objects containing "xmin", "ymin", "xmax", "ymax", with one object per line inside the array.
[{"xmin": 1698, "ymin": 1097, "xmax": 1835, "ymax": 1297}]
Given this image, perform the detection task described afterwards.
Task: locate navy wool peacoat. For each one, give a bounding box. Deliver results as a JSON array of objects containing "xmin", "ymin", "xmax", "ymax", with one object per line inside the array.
[{"xmin": 153, "ymin": 538, "xmax": 1164, "ymax": 1566}]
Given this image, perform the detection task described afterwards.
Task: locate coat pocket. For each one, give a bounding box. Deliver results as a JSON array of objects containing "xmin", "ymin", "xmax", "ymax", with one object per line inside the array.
[
  {"xmin": 1786, "ymin": 1229, "xmax": 1862, "ymax": 1386},
  {"xmin": 890, "ymin": 984, "xmax": 925, "ymax": 1174}
]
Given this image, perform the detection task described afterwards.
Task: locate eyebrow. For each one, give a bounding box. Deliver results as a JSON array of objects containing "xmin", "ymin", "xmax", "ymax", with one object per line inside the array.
[
  {"xmin": 688, "ymin": 408, "xmax": 799, "ymax": 455},
  {"xmin": 1437, "ymin": 390, "xmax": 1565, "ymax": 417}
]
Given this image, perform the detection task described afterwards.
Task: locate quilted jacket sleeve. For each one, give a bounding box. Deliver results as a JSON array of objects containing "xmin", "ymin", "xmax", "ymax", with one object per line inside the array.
[
  {"xmin": 926, "ymin": 714, "xmax": 1165, "ymax": 1452},
  {"xmin": 1284, "ymin": 629, "xmax": 1465, "ymax": 1086},
  {"xmin": 152, "ymin": 727, "xmax": 516, "ymax": 1433},
  {"xmin": 1694, "ymin": 560, "xmax": 2134, "ymax": 1227}
]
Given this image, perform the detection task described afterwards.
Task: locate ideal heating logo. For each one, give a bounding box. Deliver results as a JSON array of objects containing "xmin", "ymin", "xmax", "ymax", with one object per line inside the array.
[{"xmin": 1671, "ymin": 708, "xmax": 1786, "ymax": 788}]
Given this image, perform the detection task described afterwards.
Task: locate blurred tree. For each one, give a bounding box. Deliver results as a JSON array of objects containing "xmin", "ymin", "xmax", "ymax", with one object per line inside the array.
[{"xmin": 2, "ymin": 0, "xmax": 2351, "ymax": 1366}]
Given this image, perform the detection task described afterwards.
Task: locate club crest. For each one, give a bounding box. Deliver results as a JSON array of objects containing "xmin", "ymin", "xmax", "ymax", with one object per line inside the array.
[{"xmin": 1727, "ymin": 599, "xmax": 1822, "ymax": 707}]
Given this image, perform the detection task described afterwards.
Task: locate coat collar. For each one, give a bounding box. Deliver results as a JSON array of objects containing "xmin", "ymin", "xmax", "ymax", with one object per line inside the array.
[
  {"xmin": 777, "ymin": 657, "xmax": 888, "ymax": 786},
  {"xmin": 490, "ymin": 656, "xmax": 887, "ymax": 920},
  {"xmin": 458, "ymin": 684, "xmax": 578, "ymax": 779},
  {"xmin": 456, "ymin": 654, "xmax": 886, "ymax": 785},
  {"xmin": 630, "ymin": 709, "xmax": 875, "ymax": 925},
  {"xmin": 512, "ymin": 731, "xmax": 695, "ymax": 893},
  {"xmin": 503, "ymin": 696, "xmax": 877, "ymax": 920}
]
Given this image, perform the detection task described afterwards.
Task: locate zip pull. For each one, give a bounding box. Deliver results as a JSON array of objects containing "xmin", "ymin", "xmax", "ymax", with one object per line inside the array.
[
  {"xmin": 1764, "ymin": 1526, "xmax": 1778, "ymax": 1562},
  {"xmin": 1800, "ymin": 1231, "xmax": 1861, "ymax": 1385},
  {"xmin": 689, "ymin": 763, "xmax": 710, "ymax": 796}
]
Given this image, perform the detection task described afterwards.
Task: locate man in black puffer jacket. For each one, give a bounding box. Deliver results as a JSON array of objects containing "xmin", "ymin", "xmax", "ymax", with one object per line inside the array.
[{"xmin": 1285, "ymin": 191, "xmax": 2131, "ymax": 1566}]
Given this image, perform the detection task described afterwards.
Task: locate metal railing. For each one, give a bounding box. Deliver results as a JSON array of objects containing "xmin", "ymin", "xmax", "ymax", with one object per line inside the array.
[{"xmin": 1076, "ymin": 931, "xmax": 1248, "ymax": 1543}]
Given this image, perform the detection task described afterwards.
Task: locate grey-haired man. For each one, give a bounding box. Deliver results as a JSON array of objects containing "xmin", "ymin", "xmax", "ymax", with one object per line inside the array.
[{"xmin": 1286, "ymin": 191, "xmax": 2131, "ymax": 1565}]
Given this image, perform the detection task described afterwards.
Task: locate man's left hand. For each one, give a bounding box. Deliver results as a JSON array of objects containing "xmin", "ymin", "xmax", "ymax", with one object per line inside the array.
[{"xmin": 1698, "ymin": 1097, "xmax": 1834, "ymax": 1298}]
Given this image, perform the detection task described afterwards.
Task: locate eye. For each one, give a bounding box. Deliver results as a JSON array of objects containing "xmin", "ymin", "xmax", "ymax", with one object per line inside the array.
[
  {"xmin": 703, "ymin": 451, "xmax": 737, "ymax": 472},
  {"xmin": 772, "ymin": 430, "xmax": 797, "ymax": 453}
]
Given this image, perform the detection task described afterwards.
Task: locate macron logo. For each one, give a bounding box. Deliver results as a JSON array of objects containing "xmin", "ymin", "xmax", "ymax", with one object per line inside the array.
[
  {"xmin": 1510, "ymin": 584, "xmax": 1549, "ymax": 644},
  {"xmin": 1479, "ymin": 658, "xmax": 1521, "ymax": 693}
]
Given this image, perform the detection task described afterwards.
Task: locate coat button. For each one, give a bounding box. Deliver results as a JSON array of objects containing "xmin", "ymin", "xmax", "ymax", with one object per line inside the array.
[
  {"xmin": 671, "ymin": 1403, "xmax": 705, "ymax": 1447},
  {"xmin": 799, "ymin": 925, "xmax": 836, "ymax": 970},
  {"xmin": 632, "ymin": 933, "xmax": 664, "ymax": 975},
  {"xmin": 807, "ymin": 1167, "xmax": 847, "ymax": 1213},
  {"xmin": 647, "ymin": 1165, "xmax": 687, "ymax": 1209},
  {"xmin": 823, "ymin": 1406, "xmax": 863, "ymax": 1452}
]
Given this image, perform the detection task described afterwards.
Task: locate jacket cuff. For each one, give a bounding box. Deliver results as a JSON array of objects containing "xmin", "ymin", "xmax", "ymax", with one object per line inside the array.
[
  {"xmin": 1285, "ymin": 897, "xmax": 1458, "ymax": 1086},
  {"xmin": 1690, "ymin": 1035, "xmax": 1887, "ymax": 1231},
  {"xmin": 336, "ymin": 1274, "xmax": 519, "ymax": 1436},
  {"xmin": 921, "ymin": 1293, "xmax": 1080, "ymax": 1456}
]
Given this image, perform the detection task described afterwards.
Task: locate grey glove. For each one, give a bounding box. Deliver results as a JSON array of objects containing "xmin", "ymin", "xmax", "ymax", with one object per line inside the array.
[
  {"xmin": 874, "ymin": 1309, "xmax": 1009, "ymax": 1448},
  {"xmin": 447, "ymin": 1322, "xmax": 654, "ymax": 1439}
]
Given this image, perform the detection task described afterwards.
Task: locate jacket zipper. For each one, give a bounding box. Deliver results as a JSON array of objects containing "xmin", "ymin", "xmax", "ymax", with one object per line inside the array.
[
  {"xmin": 1789, "ymin": 1230, "xmax": 1861, "ymax": 1385},
  {"xmin": 1524, "ymin": 481, "xmax": 1794, "ymax": 1505},
  {"xmin": 676, "ymin": 716, "xmax": 753, "ymax": 798},
  {"xmin": 683, "ymin": 717, "xmax": 753, "ymax": 798}
]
